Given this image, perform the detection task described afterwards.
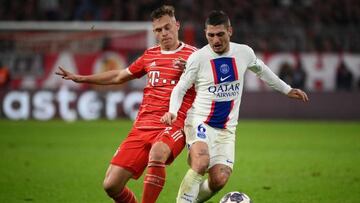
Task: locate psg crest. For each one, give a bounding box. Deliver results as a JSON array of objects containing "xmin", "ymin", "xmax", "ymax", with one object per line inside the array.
[{"xmin": 220, "ymin": 64, "xmax": 230, "ymax": 74}]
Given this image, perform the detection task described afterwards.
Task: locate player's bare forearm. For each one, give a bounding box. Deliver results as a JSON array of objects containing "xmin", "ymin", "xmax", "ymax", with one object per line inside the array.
[
  {"xmin": 56, "ymin": 66, "xmax": 134, "ymax": 85},
  {"xmin": 75, "ymin": 70, "xmax": 125, "ymax": 85},
  {"xmin": 287, "ymin": 88, "xmax": 309, "ymax": 102}
]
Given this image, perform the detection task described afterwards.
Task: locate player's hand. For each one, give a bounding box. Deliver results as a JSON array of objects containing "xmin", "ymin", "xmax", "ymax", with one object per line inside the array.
[
  {"xmin": 174, "ymin": 57, "xmax": 186, "ymax": 70},
  {"xmin": 160, "ymin": 112, "xmax": 177, "ymax": 125},
  {"xmin": 287, "ymin": 88, "xmax": 309, "ymax": 102},
  {"xmin": 55, "ymin": 66, "xmax": 81, "ymax": 82}
]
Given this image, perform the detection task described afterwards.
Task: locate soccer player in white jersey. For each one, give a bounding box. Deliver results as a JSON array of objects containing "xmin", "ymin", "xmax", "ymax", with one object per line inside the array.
[{"xmin": 161, "ymin": 10, "xmax": 309, "ymax": 203}]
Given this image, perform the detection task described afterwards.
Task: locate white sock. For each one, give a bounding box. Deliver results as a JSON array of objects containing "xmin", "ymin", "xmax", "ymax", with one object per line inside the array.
[
  {"xmin": 176, "ymin": 169, "xmax": 203, "ymax": 203},
  {"xmin": 195, "ymin": 179, "xmax": 215, "ymax": 203}
]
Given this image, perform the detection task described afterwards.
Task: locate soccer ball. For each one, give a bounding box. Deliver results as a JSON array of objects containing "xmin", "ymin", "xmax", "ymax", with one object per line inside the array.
[{"xmin": 219, "ymin": 191, "xmax": 251, "ymax": 203}]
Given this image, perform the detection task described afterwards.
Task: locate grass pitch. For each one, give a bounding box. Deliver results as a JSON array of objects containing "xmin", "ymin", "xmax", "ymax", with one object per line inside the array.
[{"xmin": 0, "ymin": 120, "xmax": 359, "ymax": 203}]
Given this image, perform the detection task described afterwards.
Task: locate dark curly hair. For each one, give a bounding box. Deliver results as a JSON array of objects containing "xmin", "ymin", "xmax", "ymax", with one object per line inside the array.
[{"xmin": 205, "ymin": 10, "xmax": 231, "ymax": 27}]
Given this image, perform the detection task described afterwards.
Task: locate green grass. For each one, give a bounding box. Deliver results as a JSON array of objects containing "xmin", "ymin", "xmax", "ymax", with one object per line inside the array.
[{"xmin": 0, "ymin": 120, "xmax": 359, "ymax": 203}]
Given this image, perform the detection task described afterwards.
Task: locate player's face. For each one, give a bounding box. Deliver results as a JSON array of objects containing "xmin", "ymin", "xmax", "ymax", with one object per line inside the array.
[
  {"xmin": 152, "ymin": 15, "xmax": 180, "ymax": 51},
  {"xmin": 205, "ymin": 24, "xmax": 232, "ymax": 54}
]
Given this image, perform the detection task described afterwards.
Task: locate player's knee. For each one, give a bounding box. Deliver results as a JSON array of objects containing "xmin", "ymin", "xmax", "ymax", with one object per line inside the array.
[
  {"xmin": 189, "ymin": 142, "xmax": 210, "ymax": 174},
  {"xmin": 208, "ymin": 167, "xmax": 231, "ymax": 192},
  {"xmin": 149, "ymin": 142, "xmax": 171, "ymax": 163},
  {"xmin": 103, "ymin": 178, "xmax": 122, "ymax": 197},
  {"xmin": 209, "ymin": 174, "xmax": 229, "ymax": 192},
  {"xmin": 191, "ymin": 157, "xmax": 209, "ymax": 174}
]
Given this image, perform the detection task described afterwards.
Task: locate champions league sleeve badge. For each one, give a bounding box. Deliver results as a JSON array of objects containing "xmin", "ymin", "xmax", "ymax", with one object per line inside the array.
[{"xmin": 196, "ymin": 124, "xmax": 207, "ymax": 139}]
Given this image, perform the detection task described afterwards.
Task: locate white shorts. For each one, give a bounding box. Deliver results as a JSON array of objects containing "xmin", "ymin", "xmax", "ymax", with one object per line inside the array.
[{"xmin": 184, "ymin": 121, "xmax": 235, "ymax": 170}]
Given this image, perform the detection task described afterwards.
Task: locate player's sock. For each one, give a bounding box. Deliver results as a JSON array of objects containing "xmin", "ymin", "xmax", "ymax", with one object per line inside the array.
[
  {"xmin": 176, "ymin": 168, "xmax": 203, "ymax": 203},
  {"xmin": 141, "ymin": 161, "xmax": 166, "ymax": 203},
  {"xmin": 113, "ymin": 186, "xmax": 137, "ymax": 203},
  {"xmin": 195, "ymin": 179, "xmax": 216, "ymax": 203}
]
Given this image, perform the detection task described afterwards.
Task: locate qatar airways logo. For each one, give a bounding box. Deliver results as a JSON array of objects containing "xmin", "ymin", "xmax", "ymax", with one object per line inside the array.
[{"xmin": 208, "ymin": 82, "xmax": 241, "ymax": 98}]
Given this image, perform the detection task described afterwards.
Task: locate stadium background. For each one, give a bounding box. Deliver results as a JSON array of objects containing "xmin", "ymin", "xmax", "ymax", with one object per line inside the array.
[{"xmin": 0, "ymin": 0, "xmax": 359, "ymax": 203}]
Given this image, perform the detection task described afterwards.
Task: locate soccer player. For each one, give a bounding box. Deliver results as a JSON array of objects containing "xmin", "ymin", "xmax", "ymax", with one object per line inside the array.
[
  {"xmin": 56, "ymin": 5, "xmax": 196, "ymax": 203},
  {"xmin": 161, "ymin": 10, "xmax": 309, "ymax": 203}
]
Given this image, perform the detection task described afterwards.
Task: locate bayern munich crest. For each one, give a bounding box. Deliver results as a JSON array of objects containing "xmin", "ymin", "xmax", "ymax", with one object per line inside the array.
[{"xmin": 220, "ymin": 64, "xmax": 230, "ymax": 74}]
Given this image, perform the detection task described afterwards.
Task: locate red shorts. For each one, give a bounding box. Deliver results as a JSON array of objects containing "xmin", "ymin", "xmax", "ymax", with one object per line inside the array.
[{"xmin": 111, "ymin": 126, "xmax": 185, "ymax": 179}]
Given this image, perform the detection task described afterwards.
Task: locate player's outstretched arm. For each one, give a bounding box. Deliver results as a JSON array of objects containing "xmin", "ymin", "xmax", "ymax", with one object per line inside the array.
[
  {"xmin": 160, "ymin": 112, "xmax": 177, "ymax": 125},
  {"xmin": 287, "ymin": 88, "xmax": 309, "ymax": 102},
  {"xmin": 55, "ymin": 66, "xmax": 135, "ymax": 85}
]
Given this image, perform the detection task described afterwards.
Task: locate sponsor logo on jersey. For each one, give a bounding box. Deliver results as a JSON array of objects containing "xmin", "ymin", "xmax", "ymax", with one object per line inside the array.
[
  {"xmin": 210, "ymin": 57, "xmax": 238, "ymax": 84},
  {"xmin": 220, "ymin": 75, "xmax": 231, "ymax": 82},
  {"xmin": 148, "ymin": 71, "xmax": 160, "ymax": 86},
  {"xmin": 208, "ymin": 82, "xmax": 241, "ymax": 98}
]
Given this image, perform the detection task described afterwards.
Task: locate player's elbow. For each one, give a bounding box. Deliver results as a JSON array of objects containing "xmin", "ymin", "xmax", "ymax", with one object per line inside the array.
[
  {"xmin": 113, "ymin": 70, "xmax": 133, "ymax": 84},
  {"xmin": 113, "ymin": 77, "xmax": 125, "ymax": 84},
  {"xmin": 112, "ymin": 74, "xmax": 125, "ymax": 84}
]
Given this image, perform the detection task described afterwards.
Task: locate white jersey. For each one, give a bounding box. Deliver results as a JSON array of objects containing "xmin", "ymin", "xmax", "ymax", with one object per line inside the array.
[{"xmin": 169, "ymin": 42, "xmax": 291, "ymax": 132}]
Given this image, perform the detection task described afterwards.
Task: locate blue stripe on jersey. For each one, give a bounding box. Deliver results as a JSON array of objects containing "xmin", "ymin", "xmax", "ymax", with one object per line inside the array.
[
  {"xmin": 211, "ymin": 57, "xmax": 237, "ymax": 84},
  {"xmin": 206, "ymin": 100, "xmax": 233, "ymax": 129}
]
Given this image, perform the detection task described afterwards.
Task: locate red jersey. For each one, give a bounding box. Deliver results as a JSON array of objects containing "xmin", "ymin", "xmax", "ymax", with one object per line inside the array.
[{"xmin": 127, "ymin": 42, "xmax": 197, "ymax": 129}]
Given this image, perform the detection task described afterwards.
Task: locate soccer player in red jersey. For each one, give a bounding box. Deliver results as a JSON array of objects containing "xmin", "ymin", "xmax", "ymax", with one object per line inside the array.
[{"xmin": 56, "ymin": 5, "xmax": 196, "ymax": 203}]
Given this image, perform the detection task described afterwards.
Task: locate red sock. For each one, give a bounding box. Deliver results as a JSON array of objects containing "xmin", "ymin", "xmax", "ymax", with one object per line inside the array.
[
  {"xmin": 113, "ymin": 187, "xmax": 137, "ymax": 203},
  {"xmin": 141, "ymin": 161, "xmax": 166, "ymax": 203}
]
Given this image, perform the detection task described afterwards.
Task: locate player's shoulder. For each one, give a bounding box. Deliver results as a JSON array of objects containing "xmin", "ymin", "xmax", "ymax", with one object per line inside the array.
[
  {"xmin": 193, "ymin": 44, "xmax": 218, "ymax": 58},
  {"xmin": 145, "ymin": 44, "xmax": 161, "ymax": 53},
  {"xmin": 230, "ymin": 42, "xmax": 254, "ymax": 53},
  {"xmin": 182, "ymin": 43, "xmax": 198, "ymax": 52},
  {"xmin": 194, "ymin": 44, "xmax": 211, "ymax": 55},
  {"xmin": 188, "ymin": 46, "xmax": 206, "ymax": 58},
  {"xmin": 184, "ymin": 45, "xmax": 209, "ymax": 65}
]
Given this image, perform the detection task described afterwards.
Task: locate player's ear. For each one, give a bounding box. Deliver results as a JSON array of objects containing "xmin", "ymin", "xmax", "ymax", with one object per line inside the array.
[
  {"xmin": 204, "ymin": 24, "xmax": 208, "ymax": 34},
  {"xmin": 228, "ymin": 26, "xmax": 233, "ymax": 37},
  {"xmin": 176, "ymin": 21, "xmax": 180, "ymax": 30}
]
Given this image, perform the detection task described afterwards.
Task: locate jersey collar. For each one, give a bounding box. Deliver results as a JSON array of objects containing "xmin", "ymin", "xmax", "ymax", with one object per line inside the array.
[
  {"xmin": 161, "ymin": 42, "xmax": 185, "ymax": 54},
  {"xmin": 207, "ymin": 42, "xmax": 233, "ymax": 57}
]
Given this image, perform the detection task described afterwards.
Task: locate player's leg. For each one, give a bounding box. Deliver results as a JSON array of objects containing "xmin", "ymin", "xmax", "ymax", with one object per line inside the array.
[
  {"xmin": 177, "ymin": 141, "xmax": 210, "ymax": 203},
  {"xmin": 141, "ymin": 142, "xmax": 169, "ymax": 203},
  {"xmin": 103, "ymin": 164, "xmax": 137, "ymax": 203},
  {"xmin": 209, "ymin": 164, "xmax": 232, "ymax": 191},
  {"xmin": 105, "ymin": 127, "xmax": 152, "ymax": 203},
  {"xmin": 196, "ymin": 164, "xmax": 232, "ymax": 203},
  {"xmin": 195, "ymin": 179, "xmax": 212, "ymax": 203},
  {"xmin": 196, "ymin": 128, "xmax": 235, "ymax": 203},
  {"xmin": 142, "ymin": 127, "xmax": 185, "ymax": 203}
]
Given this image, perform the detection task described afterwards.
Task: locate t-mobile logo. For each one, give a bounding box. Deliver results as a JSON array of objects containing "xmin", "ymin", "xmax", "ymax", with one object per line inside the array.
[
  {"xmin": 149, "ymin": 71, "xmax": 160, "ymax": 86},
  {"xmin": 148, "ymin": 71, "xmax": 177, "ymax": 86}
]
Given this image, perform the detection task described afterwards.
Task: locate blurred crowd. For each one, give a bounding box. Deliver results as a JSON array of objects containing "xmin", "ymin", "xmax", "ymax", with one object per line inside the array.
[
  {"xmin": 0, "ymin": 0, "xmax": 360, "ymax": 52},
  {"xmin": 1, "ymin": 0, "xmax": 360, "ymax": 91}
]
